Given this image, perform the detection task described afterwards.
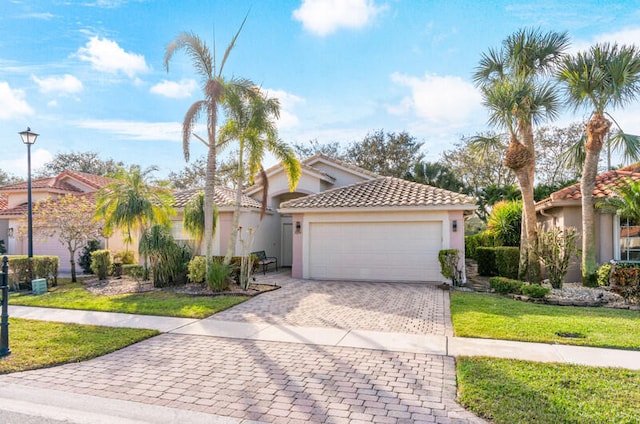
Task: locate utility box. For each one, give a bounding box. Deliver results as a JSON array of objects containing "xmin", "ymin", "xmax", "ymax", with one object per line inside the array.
[{"xmin": 31, "ymin": 279, "xmax": 47, "ymax": 295}]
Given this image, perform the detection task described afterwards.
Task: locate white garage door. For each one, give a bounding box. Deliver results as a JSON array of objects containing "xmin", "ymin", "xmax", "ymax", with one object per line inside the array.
[{"xmin": 308, "ymin": 221, "xmax": 443, "ymax": 282}]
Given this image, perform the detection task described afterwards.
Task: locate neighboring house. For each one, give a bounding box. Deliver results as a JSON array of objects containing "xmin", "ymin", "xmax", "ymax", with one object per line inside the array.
[
  {"xmin": 0, "ymin": 171, "xmax": 126, "ymax": 271},
  {"xmin": 174, "ymin": 154, "xmax": 477, "ymax": 283},
  {"xmin": 536, "ymin": 163, "xmax": 640, "ymax": 282}
]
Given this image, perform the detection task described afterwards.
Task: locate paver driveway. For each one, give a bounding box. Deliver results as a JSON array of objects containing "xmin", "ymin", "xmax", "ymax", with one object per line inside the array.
[{"xmin": 0, "ymin": 272, "xmax": 485, "ymax": 423}]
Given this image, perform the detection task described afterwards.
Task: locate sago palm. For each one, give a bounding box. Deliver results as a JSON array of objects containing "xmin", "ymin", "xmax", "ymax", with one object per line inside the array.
[
  {"xmin": 558, "ymin": 42, "xmax": 640, "ymax": 285},
  {"xmin": 474, "ymin": 28, "xmax": 568, "ymax": 282}
]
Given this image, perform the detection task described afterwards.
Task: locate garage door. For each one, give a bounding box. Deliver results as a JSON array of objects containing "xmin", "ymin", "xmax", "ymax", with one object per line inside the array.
[{"xmin": 308, "ymin": 221, "xmax": 443, "ymax": 282}]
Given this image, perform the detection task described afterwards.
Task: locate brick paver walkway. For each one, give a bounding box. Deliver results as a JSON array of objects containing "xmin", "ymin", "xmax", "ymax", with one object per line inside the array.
[
  {"xmin": 217, "ymin": 272, "xmax": 452, "ymax": 336},
  {"xmin": 1, "ymin": 334, "xmax": 483, "ymax": 423}
]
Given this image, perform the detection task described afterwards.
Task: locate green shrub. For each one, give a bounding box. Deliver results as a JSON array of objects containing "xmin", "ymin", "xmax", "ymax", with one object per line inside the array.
[
  {"xmin": 489, "ymin": 277, "xmax": 524, "ymax": 294},
  {"xmin": 187, "ymin": 256, "xmax": 207, "ymax": 283},
  {"xmin": 596, "ymin": 263, "xmax": 612, "ymax": 286},
  {"xmin": 465, "ymin": 231, "xmax": 497, "ymax": 260},
  {"xmin": 0, "ymin": 240, "xmax": 6, "ymax": 254},
  {"xmin": 139, "ymin": 225, "xmax": 192, "ymax": 287},
  {"xmin": 534, "ymin": 227, "xmax": 579, "ymax": 289},
  {"xmin": 6, "ymin": 255, "xmax": 59, "ymax": 289},
  {"xmin": 91, "ymin": 250, "xmax": 111, "ymax": 280},
  {"xmin": 122, "ymin": 264, "xmax": 144, "ymax": 280},
  {"xmin": 438, "ymin": 249, "xmax": 462, "ymax": 286},
  {"xmin": 476, "ymin": 247, "xmax": 498, "ymax": 276},
  {"xmin": 113, "ymin": 250, "xmax": 135, "ymax": 265},
  {"xmin": 521, "ymin": 284, "xmax": 550, "ymax": 299},
  {"xmin": 487, "ymin": 200, "xmax": 522, "ymax": 247},
  {"xmin": 79, "ymin": 240, "xmax": 100, "ymax": 274},
  {"xmin": 207, "ymin": 259, "xmax": 233, "ymax": 292},
  {"xmin": 494, "ymin": 246, "xmax": 520, "ymax": 279}
]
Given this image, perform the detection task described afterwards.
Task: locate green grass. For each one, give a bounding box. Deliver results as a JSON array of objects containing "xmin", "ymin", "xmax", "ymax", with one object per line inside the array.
[
  {"xmin": 457, "ymin": 357, "xmax": 640, "ymax": 424},
  {"xmin": 0, "ymin": 318, "xmax": 158, "ymax": 374},
  {"xmin": 9, "ymin": 282, "xmax": 249, "ymax": 319},
  {"xmin": 450, "ymin": 291, "xmax": 640, "ymax": 349}
]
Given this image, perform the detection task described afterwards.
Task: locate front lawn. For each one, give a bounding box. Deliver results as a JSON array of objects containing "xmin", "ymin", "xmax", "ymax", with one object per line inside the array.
[
  {"xmin": 450, "ymin": 291, "xmax": 640, "ymax": 350},
  {"xmin": 0, "ymin": 318, "xmax": 158, "ymax": 374},
  {"xmin": 457, "ymin": 357, "xmax": 640, "ymax": 424},
  {"xmin": 9, "ymin": 282, "xmax": 249, "ymax": 319}
]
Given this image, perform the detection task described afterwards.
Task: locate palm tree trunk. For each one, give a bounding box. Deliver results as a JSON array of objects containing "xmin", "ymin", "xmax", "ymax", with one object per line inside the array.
[
  {"xmin": 224, "ymin": 143, "xmax": 244, "ymax": 265},
  {"xmin": 581, "ymin": 113, "xmax": 611, "ymax": 286},
  {"xmin": 514, "ymin": 163, "xmax": 541, "ymax": 282},
  {"xmin": 203, "ymin": 131, "xmax": 217, "ymax": 265}
]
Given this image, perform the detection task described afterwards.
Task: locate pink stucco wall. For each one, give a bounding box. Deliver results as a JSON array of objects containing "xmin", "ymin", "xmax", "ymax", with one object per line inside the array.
[
  {"xmin": 448, "ymin": 211, "xmax": 466, "ymax": 281},
  {"xmin": 291, "ymin": 214, "xmax": 303, "ymax": 279},
  {"xmin": 218, "ymin": 213, "xmax": 233, "ymax": 257}
]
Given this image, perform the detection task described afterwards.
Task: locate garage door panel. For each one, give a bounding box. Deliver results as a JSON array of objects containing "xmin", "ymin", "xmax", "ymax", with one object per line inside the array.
[{"xmin": 308, "ymin": 221, "xmax": 442, "ymax": 282}]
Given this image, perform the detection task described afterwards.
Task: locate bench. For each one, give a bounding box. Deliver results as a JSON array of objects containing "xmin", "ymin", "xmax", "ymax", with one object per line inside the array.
[{"xmin": 251, "ymin": 251, "xmax": 278, "ymax": 275}]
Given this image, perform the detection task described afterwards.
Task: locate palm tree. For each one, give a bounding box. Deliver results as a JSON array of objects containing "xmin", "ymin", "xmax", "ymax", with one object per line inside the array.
[
  {"xmin": 558, "ymin": 43, "xmax": 640, "ymax": 286},
  {"xmin": 95, "ymin": 165, "xmax": 175, "ymax": 249},
  {"xmin": 164, "ymin": 17, "xmax": 251, "ymax": 268},
  {"xmin": 182, "ymin": 190, "xmax": 218, "ymax": 255},
  {"xmin": 219, "ymin": 85, "xmax": 300, "ymax": 263},
  {"xmin": 474, "ymin": 28, "xmax": 569, "ymax": 282}
]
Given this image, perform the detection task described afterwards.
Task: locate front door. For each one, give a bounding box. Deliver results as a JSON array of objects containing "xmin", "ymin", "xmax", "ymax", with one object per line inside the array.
[{"xmin": 281, "ymin": 223, "xmax": 293, "ymax": 267}]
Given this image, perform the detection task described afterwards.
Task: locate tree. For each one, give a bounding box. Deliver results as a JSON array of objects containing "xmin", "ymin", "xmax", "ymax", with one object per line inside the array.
[
  {"xmin": 0, "ymin": 169, "xmax": 22, "ymax": 186},
  {"xmin": 597, "ymin": 177, "xmax": 640, "ymax": 221},
  {"xmin": 165, "ymin": 156, "xmax": 237, "ymax": 190},
  {"xmin": 35, "ymin": 151, "xmax": 124, "ymax": 177},
  {"xmin": 405, "ymin": 162, "xmax": 466, "ymax": 193},
  {"xmin": 346, "ymin": 130, "xmax": 423, "ymax": 178},
  {"xmin": 535, "ymin": 123, "xmax": 583, "ymax": 186},
  {"xmin": 94, "ymin": 165, "xmax": 175, "ymax": 249},
  {"xmin": 474, "ymin": 28, "xmax": 569, "ymax": 282},
  {"xmin": 558, "ymin": 42, "xmax": 640, "ymax": 286},
  {"xmin": 182, "ymin": 191, "xmax": 218, "ymax": 255},
  {"xmin": 292, "ymin": 140, "xmax": 347, "ymax": 160},
  {"xmin": 164, "ymin": 18, "xmax": 250, "ymax": 268},
  {"xmin": 32, "ymin": 194, "xmax": 103, "ymax": 282},
  {"xmin": 219, "ymin": 85, "xmax": 300, "ymax": 263}
]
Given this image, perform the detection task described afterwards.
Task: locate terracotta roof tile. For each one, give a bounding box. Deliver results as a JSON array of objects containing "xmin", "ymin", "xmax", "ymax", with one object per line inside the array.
[
  {"xmin": 0, "ymin": 176, "xmax": 82, "ymax": 193},
  {"xmin": 0, "ymin": 194, "xmax": 6, "ymax": 210},
  {"xmin": 280, "ymin": 177, "xmax": 476, "ymax": 209},
  {"xmin": 173, "ymin": 187, "xmax": 263, "ymax": 209},
  {"xmin": 0, "ymin": 192, "xmax": 97, "ymax": 217},
  {"xmin": 548, "ymin": 167, "xmax": 640, "ymax": 202},
  {"xmin": 59, "ymin": 170, "xmax": 115, "ymax": 189},
  {"xmin": 302, "ymin": 153, "xmax": 381, "ymax": 178}
]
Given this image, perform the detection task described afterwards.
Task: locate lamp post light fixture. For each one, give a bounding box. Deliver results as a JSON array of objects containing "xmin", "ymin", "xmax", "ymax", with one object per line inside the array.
[{"xmin": 19, "ymin": 127, "xmax": 38, "ymax": 258}]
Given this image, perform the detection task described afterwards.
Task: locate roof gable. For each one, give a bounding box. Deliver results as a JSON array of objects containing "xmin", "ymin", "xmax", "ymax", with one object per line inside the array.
[{"xmin": 279, "ymin": 177, "xmax": 476, "ymax": 210}]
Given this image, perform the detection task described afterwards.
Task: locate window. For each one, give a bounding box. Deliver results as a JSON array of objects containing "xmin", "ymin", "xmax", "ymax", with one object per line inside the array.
[{"xmin": 619, "ymin": 217, "xmax": 640, "ymax": 261}]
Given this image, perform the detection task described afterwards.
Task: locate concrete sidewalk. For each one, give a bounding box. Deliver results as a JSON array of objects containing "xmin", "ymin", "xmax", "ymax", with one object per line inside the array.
[{"xmin": 10, "ymin": 305, "xmax": 640, "ymax": 370}]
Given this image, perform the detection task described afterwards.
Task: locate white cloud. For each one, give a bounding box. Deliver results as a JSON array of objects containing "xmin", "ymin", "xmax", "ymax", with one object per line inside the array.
[
  {"xmin": 0, "ymin": 81, "xmax": 33, "ymax": 120},
  {"xmin": 76, "ymin": 119, "xmax": 182, "ymax": 141},
  {"xmin": 264, "ymin": 88, "xmax": 305, "ymax": 129},
  {"xmin": 389, "ymin": 72, "xmax": 482, "ymax": 125},
  {"xmin": 150, "ymin": 79, "xmax": 197, "ymax": 98},
  {"xmin": 47, "ymin": 100, "xmax": 58, "ymax": 107},
  {"xmin": 0, "ymin": 148, "xmax": 53, "ymax": 178},
  {"xmin": 32, "ymin": 74, "xmax": 83, "ymax": 95},
  {"xmin": 76, "ymin": 36, "xmax": 149, "ymax": 78},
  {"xmin": 292, "ymin": 0, "xmax": 385, "ymax": 36},
  {"xmin": 571, "ymin": 27, "xmax": 640, "ymax": 54}
]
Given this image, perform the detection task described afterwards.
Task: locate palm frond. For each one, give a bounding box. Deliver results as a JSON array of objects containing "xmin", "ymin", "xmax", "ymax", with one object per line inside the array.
[
  {"xmin": 218, "ymin": 12, "xmax": 249, "ymax": 78},
  {"xmin": 182, "ymin": 100, "xmax": 207, "ymax": 161}
]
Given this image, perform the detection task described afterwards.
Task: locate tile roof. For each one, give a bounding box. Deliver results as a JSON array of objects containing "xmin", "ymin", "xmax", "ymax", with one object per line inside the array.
[
  {"xmin": 173, "ymin": 187, "xmax": 264, "ymax": 209},
  {"xmin": 279, "ymin": 177, "xmax": 476, "ymax": 209},
  {"xmin": 0, "ymin": 194, "xmax": 6, "ymax": 210},
  {"xmin": 0, "ymin": 192, "xmax": 97, "ymax": 217},
  {"xmin": 60, "ymin": 170, "xmax": 115, "ymax": 189},
  {"xmin": 543, "ymin": 163, "xmax": 640, "ymax": 203},
  {"xmin": 0, "ymin": 177, "xmax": 82, "ymax": 193},
  {"xmin": 302, "ymin": 153, "xmax": 381, "ymax": 179}
]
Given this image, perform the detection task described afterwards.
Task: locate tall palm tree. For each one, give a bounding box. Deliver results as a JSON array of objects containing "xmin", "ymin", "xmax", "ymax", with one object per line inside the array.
[
  {"xmin": 182, "ymin": 190, "xmax": 218, "ymax": 255},
  {"xmin": 95, "ymin": 165, "xmax": 175, "ymax": 249},
  {"xmin": 164, "ymin": 17, "xmax": 251, "ymax": 267},
  {"xmin": 474, "ymin": 28, "xmax": 569, "ymax": 282},
  {"xmin": 557, "ymin": 43, "xmax": 640, "ymax": 285},
  {"xmin": 219, "ymin": 86, "xmax": 301, "ymax": 263}
]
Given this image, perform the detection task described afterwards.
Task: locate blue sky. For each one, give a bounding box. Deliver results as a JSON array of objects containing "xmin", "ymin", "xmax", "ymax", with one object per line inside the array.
[{"xmin": 2, "ymin": 0, "xmax": 640, "ymax": 179}]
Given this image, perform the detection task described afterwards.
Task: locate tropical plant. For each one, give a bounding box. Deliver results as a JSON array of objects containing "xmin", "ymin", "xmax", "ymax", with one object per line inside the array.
[
  {"xmin": 206, "ymin": 258, "xmax": 233, "ymax": 292},
  {"xmin": 187, "ymin": 256, "xmax": 207, "ymax": 283},
  {"xmin": 438, "ymin": 249, "xmax": 462, "ymax": 286},
  {"xmin": 79, "ymin": 239, "xmax": 101, "ymax": 274},
  {"xmin": 219, "ymin": 85, "xmax": 300, "ymax": 263},
  {"xmin": 95, "ymin": 165, "xmax": 175, "ymax": 248},
  {"xmin": 534, "ymin": 227, "xmax": 579, "ymax": 289},
  {"xmin": 139, "ymin": 224, "xmax": 192, "ymax": 287},
  {"xmin": 486, "ymin": 200, "xmax": 522, "ymax": 247},
  {"xmin": 90, "ymin": 250, "xmax": 111, "ymax": 280},
  {"xmin": 406, "ymin": 162, "xmax": 466, "ymax": 193},
  {"xmin": 164, "ymin": 17, "xmax": 250, "ymax": 270},
  {"xmin": 474, "ymin": 28, "xmax": 569, "ymax": 282},
  {"xmin": 557, "ymin": 42, "xmax": 640, "ymax": 286},
  {"xmin": 32, "ymin": 194, "xmax": 104, "ymax": 282},
  {"xmin": 182, "ymin": 191, "xmax": 218, "ymax": 256}
]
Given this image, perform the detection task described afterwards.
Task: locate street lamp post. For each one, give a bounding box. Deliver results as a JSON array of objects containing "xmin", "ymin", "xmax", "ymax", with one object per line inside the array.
[{"xmin": 19, "ymin": 128, "xmax": 38, "ymax": 258}]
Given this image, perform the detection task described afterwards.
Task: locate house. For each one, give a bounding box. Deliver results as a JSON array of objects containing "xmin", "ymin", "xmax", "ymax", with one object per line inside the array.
[
  {"xmin": 536, "ymin": 163, "xmax": 640, "ymax": 282},
  {"xmin": 177, "ymin": 154, "xmax": 477, "ymax": 283},
  {"xmin": 0, "ymin": 171, "xmax": 127, "ymax": 270}
]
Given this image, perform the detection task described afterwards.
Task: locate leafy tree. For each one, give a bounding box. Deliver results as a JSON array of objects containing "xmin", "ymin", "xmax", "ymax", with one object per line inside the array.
[
  {"xmin": 32, "ymin": 194, "xmax": 104, "ymax": 282},
  {"xmin": 35, "ymin": 151, "xmax": 124, "ymax": 177},
  {"xmin": 534, "ymin": 180, "xmax": 578, "ymax": 202},
  {"xmin": 558, "ymin": 43, "xmax": 640, "ymax": 286},
  {"xmin": 0, "ymin": 169, "xmax": 22, "ymax": 186},
  {"xmin": 164, "ymin": 18, "xmax": 251, "ymax": 267},
  {"xmin": 535, "ymin": 123, "xmax": 584, "ymax": 186},
  {"xmin": 474, "ymin": 28, "xmax": 569, "ymax": 282},
  {"xmin": 346, "ymin": 130, "xmax": 423, "ymax": 178},
  {"xmin": 486, "ymin": 200, "xmax": 522, "ymax": 247},
  {"xmin": 94, "ymin": 165, "xmax": 175, "ymax": 248},
  {"xmin": 292, "ymin": 140, "xmax": 347, "ymax": 160},
  {"xmin": 406, "ymin": 162, "xmax": 466, "ymax": 192},
  {"xmin": 182, "ymin": 191, "xmax": 218, "ymax": 255},
  {"xmin": 219, "ymin": 85, "xmax": 300, "ymax": 263},
  {"xmin": 165, "ymin": 156, "xmax": 237, "ymax": 190}
]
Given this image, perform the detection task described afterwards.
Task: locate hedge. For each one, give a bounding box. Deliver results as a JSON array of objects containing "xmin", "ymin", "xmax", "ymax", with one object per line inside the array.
[
  {"xmin": 489, "ymin": 276, "xmax": 523, "ymax": 294},
  {"xmin": 495, "ymin": 246, "xmax": 520, "ymax": 279},
  {"xmin": 476, "ymin": 247, "xmax": 498, "ymax": 276},
  {"xmin": 5, "ymin": 255, "xmax": 59, "ymax": 289},
  {"xmin": 188, "ymin": 255, "xmax": 260, "ymax": 284}
]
